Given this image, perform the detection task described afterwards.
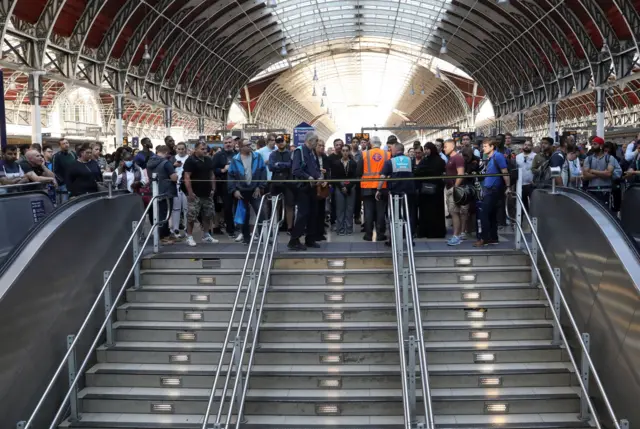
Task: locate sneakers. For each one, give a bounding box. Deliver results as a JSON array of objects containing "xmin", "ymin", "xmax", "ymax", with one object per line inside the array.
[
  {"xmin": 234, "ymin": 234, "xmax": 244, "ymax": 243},
  {"xmin": 447, "ymin": 236, "xmax": 462, "ymax": 246},
  {"xmin": 459, "ymin": 232, "xmax": 468, "ymax": 241},
  {"xmin": 202, "ymin": 234, "xmax": 219, "ymax": 244},
  {"xmin": 186, "ymin": 236, "xmax": 197, "ymax": 247}
]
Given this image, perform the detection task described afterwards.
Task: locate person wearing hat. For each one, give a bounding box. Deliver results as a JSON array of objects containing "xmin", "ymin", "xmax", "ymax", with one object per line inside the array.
[{"xmin": 583, "ymin": 135, "xmax": 616, "ymax": 209}]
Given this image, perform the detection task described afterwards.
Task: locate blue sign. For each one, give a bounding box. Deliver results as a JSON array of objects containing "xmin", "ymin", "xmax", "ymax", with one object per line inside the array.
[
  {"xmin": 345, "ymin": 133, "xmax": 353, "ymax": 146},
  {"xmin": 293, "ymin": 122, "xmax": 315, "ymax": 147},
  {"xmin": 132, "ymin": 136, "xmax": 139, "ymax": 149},
  {"xmin": 31, "ymin": 199, "xmax": 46, "ymax": 224}
]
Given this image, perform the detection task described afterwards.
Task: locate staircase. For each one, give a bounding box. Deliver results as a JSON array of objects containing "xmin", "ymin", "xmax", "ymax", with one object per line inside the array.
[{"xmin": 58, "ymin": 244, "xmax": 595, "ymax": 429}]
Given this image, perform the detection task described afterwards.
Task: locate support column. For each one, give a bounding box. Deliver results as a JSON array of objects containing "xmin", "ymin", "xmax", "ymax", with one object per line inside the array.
[
  {"xmin": 29, "ymin": 71, "xmax": 45, "ymax": 144},
  {"xmin": 516, "ymin": 112, "xmax": 525, "ymax": 136},
  {"xmin": 115, "ymin": 94, "xmax": 124, "ymax": 148},
  {"xmin": 164, "ymin": 106, "xmax": 172, "ymax": 137},
  {"xmin": 548, "ymin": 102, "xmax": 557, "ymax": 143},
  {"xmin": 595, "ymin": 87, "xmax": 606, "ymax": 138},
  {"xmin": 197, "ymin": 117, "xmax": 205, "ymax": 136}
]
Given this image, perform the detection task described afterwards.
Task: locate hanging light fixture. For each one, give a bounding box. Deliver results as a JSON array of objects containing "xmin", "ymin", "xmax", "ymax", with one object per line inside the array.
[
  {"xmin": 227, "ymin": 90, "xmax": 232, "ymax": 99},
  {"xmin": 321, "ymin": 98, "xmax": 324, "ymax": 107},
  {"xmin": 280, "ymin": 40, "xmax": 287, "ymax": 56},
  {"xmin": 326, "ymin": 107, "xmax": 330, "ymax": 115},
  {"xmin": 142, "ymin": 44, "xmax": 152, "ymax": 61},
  {"xmin": 497, "ymin": 0, "xmax": 509, "ymax": 4},
  {"xmin": 312, "ymin": 86, "xmax": 317, "ymax": 97},
  {"xmin": 420, "ymin": 84, "xmax": 425, "ymax": 95},
  {"xmin": 435, "ymin": 67, "xmax": 441, "ymax": 80},
  {"xmin": 409, "ymin": 84, "xmax": 415, "ymax": 96},
  {"xmin": 322, "ymin": 86, "xmax": 327, "ymax": 97},
  {"xmin": 313, "ymin": 66, "xmax": 319, "ymax": 81},
  {"xmin": 440, "ymin": 38, "xmax": 447, "ymax": 55},
  {"xmin": 267, "ymin": 0, "xmax": 277, "ymax": 7}
]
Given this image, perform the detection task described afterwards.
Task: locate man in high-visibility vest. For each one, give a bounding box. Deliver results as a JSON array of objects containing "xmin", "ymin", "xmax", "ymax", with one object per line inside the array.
[{"xmin": 358, "ymin": 135, "xmax": 391, "ymax": 241}]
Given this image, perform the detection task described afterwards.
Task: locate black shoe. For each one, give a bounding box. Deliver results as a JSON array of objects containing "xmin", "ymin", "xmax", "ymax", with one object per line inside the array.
[
  {"xmin": 317, "ymin": 235, "xmax": 327, "ymax": 242},
  {"xmin": 360, "ymin": 226, "xmax": 366, "ymax": 233},
  {"xmin": 363, "ymin": 235, "xmax": 373, "ymax": 242},
  {"xmin": 287, "ymin": 241, "xmax": 307, "ymax": 251},
  {"xmin": 213, "ymin": 227, "xmax": 224, "ymax": 235},
  {"xmin": 243, "ymin": 240, "xmax": 251, "ymax": 246},
  {"xmin": 377, "ymin": 235, "xmax": 388, "ymax": 242},
  {"xmin": 355, "ymin": 219, "xmax": 362, "ymax": 225},
  {"xmin": 384, "ymin": 241, "xmax": 391, "ymax": 247},
  {"xmin": 305, "ymin": 241, "xmax": 321, "ymax": 248}
]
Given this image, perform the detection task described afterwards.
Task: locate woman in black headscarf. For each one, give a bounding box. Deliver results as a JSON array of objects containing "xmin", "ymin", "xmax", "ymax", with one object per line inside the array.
[{"xmin": 414, "ymin": 142, "xmax": 446, "ymax": 238}]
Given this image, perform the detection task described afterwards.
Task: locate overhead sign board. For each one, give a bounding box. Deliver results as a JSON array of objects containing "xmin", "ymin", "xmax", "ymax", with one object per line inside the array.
[
  {"xmin": 293, "ymin": 122, "xmax": 315, "ymax": 147},
  {"xmin": 345, "ymin": 133, "xmax": 353, "ymax": 146},
  {"xmin": 132, "ymin": 136, "xmax": 139, "ymax": 149},
  {"xmin": 404, "ymin": 121, "xmax": 417, "ymax": 127},
  {"xmin": 354, "ymin": 133, "xmax": 370, "ymax": 141},
  {"xmin": 282, "ymin": 134, "xmax": 291, "ymax": 144},
  {"xmin": 243, "ymin": 123, "xmax": 259, "ymax": 129}
]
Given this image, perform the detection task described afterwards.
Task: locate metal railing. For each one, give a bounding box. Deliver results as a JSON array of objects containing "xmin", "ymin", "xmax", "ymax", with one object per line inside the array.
[
  {"xmin": 201, "ymin": 193, "xmax": 282, "ymax": 429},
  {"xmin": 508, "ymin": 170, "xmax": 627, "ymax": 429},
  {"xmin": 388, "ymin": 194, "xmax": 434, "ymax": 429},
  {"xmin": 19, "ymin": 173, "xmax": 171, "ymax": 429}
]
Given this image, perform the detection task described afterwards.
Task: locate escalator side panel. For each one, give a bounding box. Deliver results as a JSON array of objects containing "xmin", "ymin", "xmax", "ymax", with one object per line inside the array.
[
  {"xmin": 0, "ymin": 191, "xmax": 54, "ymax": 260},
  {"xmin": 0, "ymin": 193, "xmax": 143, "ymax": 428},
  {"xmin": 532, "ymin": 189, "xmax": 640, "ymax": 427},
  {"xmin": 620, "ymin": 186, "xmax": 640, "ymax": 242}
]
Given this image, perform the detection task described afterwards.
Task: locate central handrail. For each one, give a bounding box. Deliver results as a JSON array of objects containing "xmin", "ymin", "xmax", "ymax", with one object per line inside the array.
[
  {"xmin": 200, "ymin": 193, "xmax": 277, "ymax": 429},
  {"xmin": 508, "ymin": 191, "xmax": 622, "ymax": 429},
  {"xmin": 388, "ymin": 194, "xmax": 413, "ymax": 429},
  {"xmin": 22, "ymin": 192, "xmax": 172, "ymax": 429},
  {"xmin": 402, "ymin": 194, "xmax": 435, "ymax": 429}
]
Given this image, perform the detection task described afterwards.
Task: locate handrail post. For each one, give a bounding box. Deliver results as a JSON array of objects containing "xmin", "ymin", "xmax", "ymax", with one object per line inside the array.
[
  {"xmin": 132, "ymin": 221, "xmax": 140, "ymax": 289},
  {"xmin": 402, "ymin": 268, "xmax": 410, "ymax": 339},
  {"xmin": 530, "ymin": 217, "xmax": 538, "ymax": 287},
  {"xmin": 580, "ymin": 332, "xmax": 591, "ymax": 421},
  {"xmin": 103, "ymin": 271, "xmax": 114, "ymax": 347},
  {"xmin": 66, "ymin": 334, "xmax": 80, "ymax": 422},
  {"xmin": 515, "ymin": 168, "xmax": 523, "ymax": 250},
  {"xmin": 152, "ymin": 173, "xmax": 159, "ymax": 253},
  {"xmin": 620, "ymin": 419, "xmax": 629, "ymax": 429},
  {"xmin": 408, "ymin": 335, "xmax": 417, "ymax": 424},
  {"xmin": 552, "ymin": 268, "xmax": 562, "ymax": 345},
  {"xmin": 233, "ymin": 336, "xmax": 244, "ymax": 416}
]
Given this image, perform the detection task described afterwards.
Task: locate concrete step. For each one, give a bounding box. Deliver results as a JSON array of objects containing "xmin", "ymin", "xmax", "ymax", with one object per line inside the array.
[
  {"xmin": 60, "ymin": 412, "xmax": 594, "ymax": 429},
  {"xmin": 126, "ymin": 283, "xmax": 541, "ymax": 304},
  {"xmin": 142, "ymin": 257, "xmax": 247, "ymax": 270},
  {"xmin": 139, "ymin": 266, "xmax": 532, "ymax": 286},
  {"xmin": 85, "ymin": 362, "xmax": 574, "ymax": 389},
  {"xmin": 116, "ymin": 300, "xmax": 549, "ymax": 322},
  {"xmin": 77, "ymin": 386, "xmax": 581, "ymax": 415},
  {"xmin": 112, "ymin": 319, "xmax": 554, "ymax": 343},
  {"xmin": 96, "ymin": 340, "xmax": 565, "ymax": 365}
]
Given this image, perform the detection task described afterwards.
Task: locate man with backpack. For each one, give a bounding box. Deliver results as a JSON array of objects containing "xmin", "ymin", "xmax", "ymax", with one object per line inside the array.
[
  {"xmin": 532, "ymin": 137, "xmax": 554, "ymax": 187},
  {"xmin": 582, "ymin": 136, "xmax": 619, "ymax": 210}
]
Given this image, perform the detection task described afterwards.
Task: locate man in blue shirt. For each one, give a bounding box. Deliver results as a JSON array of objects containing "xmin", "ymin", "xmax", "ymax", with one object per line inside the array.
[
  {"xmin": 475, "ymin": 138, "xmax": 510, "ymax": 247},
  {"xmin": 289, "ymin": 131, "xmax": 322, "ymax": 251}
]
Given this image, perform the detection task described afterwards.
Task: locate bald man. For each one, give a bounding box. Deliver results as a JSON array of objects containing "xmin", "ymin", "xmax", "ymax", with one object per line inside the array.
[{"xmin": 20, "ymin": 150, "xmax": 57, "ymax": 185}]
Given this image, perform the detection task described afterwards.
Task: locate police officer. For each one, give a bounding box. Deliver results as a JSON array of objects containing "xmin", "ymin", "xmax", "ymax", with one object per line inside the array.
[
  {"xmin": 358, "ymin": 136, "xmax": 390, "ymax": 241},
  {"xmin": 377, "ymin": 142, "xmax": 415, "ymax": 246}
]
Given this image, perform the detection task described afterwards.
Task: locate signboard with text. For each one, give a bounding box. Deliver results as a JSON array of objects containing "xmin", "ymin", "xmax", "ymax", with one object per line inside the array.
[
  {"xmin": 282, "ymin": 134, "xmax": 291, "ymax": 144},
  {"xmin": 354, "ymin": 133, "xmax": 370, "ymax": 141},
  {"xmin": 345, "ymin": 133, "xmax": 353, "ymax": 146},
  {"xmin": 293, "ymin": 122, "xmax": 315, "ymax": 147},
  {"xmin": 132, "ymin": 136, "xmax": 139, "ymax": 149}
]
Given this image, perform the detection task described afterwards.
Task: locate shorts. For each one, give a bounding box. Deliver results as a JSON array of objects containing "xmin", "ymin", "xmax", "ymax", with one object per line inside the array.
[
  {"xmin": 445, "ymin": 187, "xmax": 470, "ymax": 215},
  {"xmin": 187, "ymin": 196, "xmax": 214, "ymax": 223},
  {"xmin": 270, "ymin": 184, "xmax": 294, "ymax": 207}
]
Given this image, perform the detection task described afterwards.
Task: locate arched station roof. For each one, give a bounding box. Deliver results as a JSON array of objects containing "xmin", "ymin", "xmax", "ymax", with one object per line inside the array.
[{"xmin": 1, "ymin": 0, "xmax": 640, "ymax": 134}]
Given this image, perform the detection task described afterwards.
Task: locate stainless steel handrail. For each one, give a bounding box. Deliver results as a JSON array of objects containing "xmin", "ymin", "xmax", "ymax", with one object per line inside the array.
[
  {"xmin": 23, "ymin": 193, "xmax": 172, "ymax": 429},
  {"xmin": 228, "ymin": 194, "xmax": 283, "ymax": 428},
  {"xmin": 200, "ymin": 194, "xmax": 270, "ymax": 429},
  {"xmin": 402, "ymin": 194, "xmax": 435, "ymax": 429},
  {"xmin": 388, "ymin": 194, "xmax": 412, "ymax": 429},
  {"xmin": 509, "ymin": 192, "xmax": 621, "ymax": 429}
]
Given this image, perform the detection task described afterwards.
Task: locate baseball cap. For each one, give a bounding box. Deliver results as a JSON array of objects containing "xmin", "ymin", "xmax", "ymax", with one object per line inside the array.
[
  {"xmin": 275, "ymin": 136, "xmax": 285, "ymax": 144},
  {"xmin": 387, "ymin": 135, "xmax": 398, "ymax": 144},
  {"xmin": 592, "ymin": 136, "xmax": 605, "ymax": 145}
]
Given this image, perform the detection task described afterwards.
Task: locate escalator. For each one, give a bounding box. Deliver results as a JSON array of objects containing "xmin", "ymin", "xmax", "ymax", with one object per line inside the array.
[{"xmin": 0, "ymin": 190, "xmax": 143, "ymax": 429}]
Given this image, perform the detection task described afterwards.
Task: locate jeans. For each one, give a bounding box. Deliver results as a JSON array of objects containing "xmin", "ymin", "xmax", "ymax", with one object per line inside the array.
[
  {"xmin": 240, "ymin": 191, "xmax": 264, "ymax": 241},
  {"xmin": 291, "ymin": 186, "xmax": 318, "ymax": 243},
  {"xmin": 171, "ymin": 190, "xmax": 188, "ymax": 232},
  {"xmin": 363, "ymin": 191, "xmax": 388, "ymax": 238},
  {"xmin": 220, "ymin": 185, "xmax": 236, "ymax": 235},
  {"xmin": 479, "ymin": 188, "xmax": 501, "ymax": 242},
  {"xmin": 335, "ymin": 189, "xmax": 355, "ymax": 234},
  {"xmin": 158, "ymin": 198, "xmax": 174, "ymax": 239}
]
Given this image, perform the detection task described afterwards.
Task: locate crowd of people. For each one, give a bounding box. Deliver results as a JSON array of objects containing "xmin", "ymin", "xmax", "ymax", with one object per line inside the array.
[{"xmin": 1, "ymin": 129, "xmax": 636, "ymax": 250}]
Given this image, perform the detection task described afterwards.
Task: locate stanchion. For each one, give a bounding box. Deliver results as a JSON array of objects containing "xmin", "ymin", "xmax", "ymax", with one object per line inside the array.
[
  {"xmin": 132, "ymin": 221, "xmax": 140, "ymax": 288},
  {"xmin": 66, "ymin": 334, "xmax": 80, "ymax": 422},
  {"xmin": 515, "ymin": 168, "xmax": 523, "ymax": 250},
  {"xmin": 530, "ymin": 217, "xmax": 538, "ymax": 287},
  {"xmin": 579, "ymin": 332, "xmax": 591, "ymax": 421},
  {"xmin": 152, "ymin": 173, "xmax": 159, "ymax": 253},
  {"xmin": 552, "ymin": 268, "xmax": 562, "ymax": 345},
  {"xmin": 103, "ymin": 270, "xmax": 114, "ymax": 347}
]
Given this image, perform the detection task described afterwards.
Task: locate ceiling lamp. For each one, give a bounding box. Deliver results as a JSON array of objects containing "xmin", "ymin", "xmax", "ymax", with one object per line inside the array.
[
  {"xmin": 409, "ymin": 84, "xmax": 415, "ymax": 96},
  {"xmin": 420, "ymin": 84, "xmax": 425, "ymax": 95},
  {"xmin": 227, "ymin": 90, "xmax": 232, "ymax": 99},
  {"xmin": 312, "ymin": 86, "xmax": 317, "ymax": 97},
  {"xmin": 322, "ymin": 86, "xmax": 327, "ymax": 97},
  {"xmin": 321, "ymin": 98, "xmax": 324, "ymax": 107},
  {"xmin": 326, "ymin": 107, "xmax": 330, "ymax": 115},
  {"xmin": 440, "ymin": 38, "xmax": 447, "ymax": 55},
  {"xmin": 280, "ymin": 40, "xmax": 287, "ymax": 56},
  {"xmin": 267, "ymin": 0, "xmax": 277, "ymax": 7},
  {"xmin": 313, "ymin": 66, "xmax": 319, "ymax": 81},
  {"xmin": 435, "ymin": 67, "xmax": 441, "ymax": 79},
  {"xmin": 497, "ymin": 0, "xmax": 509, "ymax": 3},
  {"xmin": 142, "ymin": 44, "xmax": 152, "ymax": 61}
]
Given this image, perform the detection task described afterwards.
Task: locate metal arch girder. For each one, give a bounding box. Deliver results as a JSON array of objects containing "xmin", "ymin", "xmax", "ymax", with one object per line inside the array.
[
  {"xmin": 121, "ymin": 0, "xmax": 189, "ymax": 73},
  {"xmin": 578, "ymin": 0, "xmax": 620, "ymax": 52},
  {"xmin": 550, "ymin": 1, "xmax": 599, "ymax": 62},
  {"xmin": 34, "ymin": 0, "xmax": 69, "ymax": 69},
  {"xmin": 96, "ymin": 0, "xmax": 145, "ymax": 63},
  {"xmin": 197, "ymin": 20, "xmax": 281, "ymax": 102},
  {"xmin": 0, "ymin": 0, "xmax": 19, "ymax": 54},
  {"xmin": 150, "ymin": 0, "xmax": 231, "ymax": 84},
  {"xmin": 438, "ymin": 75, "xmax": 472, "ymax": 117},
  {"xmin": 174, "ymin": 3, "xmax": 272, "ymax": 99},
  {"xmin": 614, "ymin": 0, "xmax": 640, "ymax": 47}
]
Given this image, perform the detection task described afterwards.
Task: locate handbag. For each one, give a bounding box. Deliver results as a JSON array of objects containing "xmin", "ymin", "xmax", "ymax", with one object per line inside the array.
[
  {"xmin": 234, "ymin": 200, "xmax": 246, "ymax": 225},
  {"xmin": 420, "ymin": 182, "xmax": 438, "ymax": 195},
  {"xmin": 317, "ymin": 184, "xmax": 330, "ymax": 199}
]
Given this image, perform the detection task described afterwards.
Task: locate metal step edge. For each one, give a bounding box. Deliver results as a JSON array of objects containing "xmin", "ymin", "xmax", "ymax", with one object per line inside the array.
[{"xmin": 139, "ymin": 266, "xmax": 532, "ymax": 275}]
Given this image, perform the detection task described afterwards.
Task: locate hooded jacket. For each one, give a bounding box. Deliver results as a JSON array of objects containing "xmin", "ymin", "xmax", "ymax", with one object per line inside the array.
[
  {"xmin": 228, "ymin": 151, "xmax": 267, "ymax": 194},
  {"xmin": 147, "ymin": 155, "xmax": 176, "ymax": 198}
]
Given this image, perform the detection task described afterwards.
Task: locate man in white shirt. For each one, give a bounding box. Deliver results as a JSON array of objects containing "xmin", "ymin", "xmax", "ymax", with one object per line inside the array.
[
  {"xmin": 257, "ymin": 133, "xmax": 277, "ymax": 181},
  {"xmin": 170, "ymin": 142, "xmax": 190, "ymax": 237},
  {"xmin": 515, "ymin": 140, "xmax": 536, "ymax": 214}
]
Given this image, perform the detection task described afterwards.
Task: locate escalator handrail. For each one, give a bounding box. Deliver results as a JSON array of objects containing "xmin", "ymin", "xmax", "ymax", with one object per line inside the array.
[
  {"xmin": 387, "ymin": 194, "xmax": 413, "ymax": 429},
  {"xmin": 509, "ymin": 192, "xmax": 620, "ymax": 429},
  {"xmin": 200, "ymin": 194, "xmax": 270, "ymax": 429},
  {"xmin": 0, "ymin": 190, "xmax": 128, "ymax": 280},
  {"xmin": 23, "ymin": 193, "xmax": 171, "ymax": 429},
  {"xmin": 401, "ymin": 194, "xmax": 435, "ymax": 429}
]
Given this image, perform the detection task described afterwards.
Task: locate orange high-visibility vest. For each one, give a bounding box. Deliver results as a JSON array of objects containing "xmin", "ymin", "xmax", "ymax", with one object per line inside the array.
[{"xmin": 361, "ymin": 148, "xmax": 391, "ymax": 189}]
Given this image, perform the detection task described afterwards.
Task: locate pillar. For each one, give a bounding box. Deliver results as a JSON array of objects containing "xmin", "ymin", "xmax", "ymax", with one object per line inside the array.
[
  {"xmin": 516, "ymin": 112, "xmax": 525, "ymax": 136},
  {"xmin": 548, "ymin": 101, "xmax": 557, "ymax": 143},
  {"xmin": 595, "ymin": 87, "xmax": 605, "ymax": 138},
  {"xmin": 164, "ymin": 106, "xmax": 172, "ymax": 137},
  {"xmin": 115, "ymin": 94, "xmax": 124, "ymax": 147},
  {"xmin": 29, "ymin": 71, "xmax": 44, "ymax": 144},
  {"xmin": 197, "ymin": 117, "xmax": 205, "ymax": 136}
]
